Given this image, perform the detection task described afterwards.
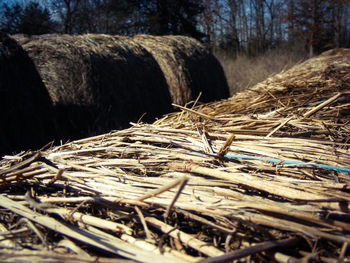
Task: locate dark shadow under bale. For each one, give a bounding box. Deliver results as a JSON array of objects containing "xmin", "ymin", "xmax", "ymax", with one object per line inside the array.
[
  {"xmin": 14, "ymin": 34, "xmax": 173, "ymax": 140},
  {"xmin": 132, "ymin": 35, "xmax": 230, "ymax": 105},
  {"xmin": 0, "ymin": 33, "xmax": 56, "ymax": 156}
]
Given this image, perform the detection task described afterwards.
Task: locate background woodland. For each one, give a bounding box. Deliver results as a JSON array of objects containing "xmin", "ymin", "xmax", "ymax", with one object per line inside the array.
[{"xmin": 1, "ymin": 0, "xmax": 350, "ymax": 92}]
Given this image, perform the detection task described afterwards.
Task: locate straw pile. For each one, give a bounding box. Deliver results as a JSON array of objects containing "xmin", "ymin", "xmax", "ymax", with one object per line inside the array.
[
  {"xmin": 132, "ymin": 35, "xmax": 230, "ymax": 105},
  {"xmin": 13, "ymin": 34, "xmax": 173, "ymax": 139},
  {"xmin": 0, "ymin": 33, "xmax": 56, "ymax": 155},
  {"xmin": 0, "ymin": 49, "xmax": 350, "ymax": 262}
]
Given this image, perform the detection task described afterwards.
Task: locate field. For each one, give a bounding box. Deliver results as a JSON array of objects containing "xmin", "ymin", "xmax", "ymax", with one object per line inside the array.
[{"xmin": 217, "ymin": 46, "xmax": 307, "ymax": 95}]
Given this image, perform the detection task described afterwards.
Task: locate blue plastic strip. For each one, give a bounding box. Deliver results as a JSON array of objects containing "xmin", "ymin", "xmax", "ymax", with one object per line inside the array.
[
  {"xmin": 307, "ymin": 100, "xmax": 326, "ymax": 105},
  {"xmin": 193, "ymin": 152, "xmax": 350, "ymax": 173}
]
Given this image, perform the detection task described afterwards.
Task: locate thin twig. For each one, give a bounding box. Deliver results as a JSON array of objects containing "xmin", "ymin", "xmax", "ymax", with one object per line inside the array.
[
  {"xmin": 145, "ymin": 217, "xmax": 224, "ymax": 257},
  {"xmin": 164, "ymin": 177, "xmax": 188, "ymax": 218},
  {"xmin": 172, "ymin": 103, "xmax": 219, "ymax": 122},
  {"xmin": 196, "ymin": 237, "xmax": 299, "ymax": 263},
  {"xmin": 135, "ymin": 206, "xmax": 153, "ymax": 240},
  {"xmin": 266, "ymin": 116, "xmax": 293, "ymax": 137},
  {"xmin": 135, "ymin": 176, "xmax": 187, "ymax": 202},
  {"xmin": 217, "ymin": 134, "xmax": 235, "ymax": 157},
  {"xmin": 303, "ymin": 93, "xmax": 342, "ymax": 118}
]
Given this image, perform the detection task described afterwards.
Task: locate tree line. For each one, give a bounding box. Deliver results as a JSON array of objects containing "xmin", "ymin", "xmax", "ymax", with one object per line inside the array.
[{"xmin": 1, "ymin": 0, "xmax": 349, "ymax": 56}]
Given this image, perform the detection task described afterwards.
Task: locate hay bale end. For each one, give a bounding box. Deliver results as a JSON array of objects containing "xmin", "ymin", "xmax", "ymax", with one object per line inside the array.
[
  {"xmin": 0, "ymin": 32, "xmax": 56, "ymax": 156},
  {"xmin": 132, "ymin": 35, "xmax": 230, "ymax": 105}
]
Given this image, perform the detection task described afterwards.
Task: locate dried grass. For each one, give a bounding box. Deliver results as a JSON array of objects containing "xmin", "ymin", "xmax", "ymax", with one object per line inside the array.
[
  {"xmin": 0, "ymin": 33, "xmax": 56, "ymax": 155},
  {"xmin": 0, "ymin": 48, "xmax": 350, "ymax": 262}
]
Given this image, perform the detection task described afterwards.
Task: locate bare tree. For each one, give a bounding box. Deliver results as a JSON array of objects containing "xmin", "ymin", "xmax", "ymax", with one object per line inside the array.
[{"xmin": 51, "ymin": 0, "xmax": 81, "ymax": 33}]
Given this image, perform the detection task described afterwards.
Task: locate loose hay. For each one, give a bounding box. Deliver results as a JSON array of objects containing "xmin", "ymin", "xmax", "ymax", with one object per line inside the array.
[
  {"xmin": 132, "ymin": 35, "xmax": 230, "ymax": 105},
  {"xmin": 0, "ymin": 33, "xmax": 56, "ymax": 156},
  {"xmin": 0, "ymin": 49, "xmax": 350, "ymax": 262},
  {"xmin": 13, "ymin": 34, "xmax": 173, "ymax": 140}
]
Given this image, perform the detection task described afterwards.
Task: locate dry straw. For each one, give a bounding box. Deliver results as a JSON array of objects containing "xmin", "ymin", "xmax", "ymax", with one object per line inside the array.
[
  {"xmin": 0, "ymin": 48, "xmax": 350, "ymax": 262},
  {"xmin": 0, "ymin": 33, "xmax": 56, "ymax": 155}
]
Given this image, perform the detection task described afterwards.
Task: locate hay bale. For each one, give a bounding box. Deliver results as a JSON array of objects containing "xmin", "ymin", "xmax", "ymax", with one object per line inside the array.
[
  {"xmin": 254, "ymin": 48, "xmax": 350, "ymax": 93},
  {"xmin": 236, "ymin": 48, "xmax": 350, "ymax": 114},
  {"xmin": 132, "ymin": 35, "xmax": 230, "ymax": 105},
  {"xmin": 206, "ymin": 48, "xmax": 350, "ymax": 116},
  {"xmin": 157, "ymin": 48, "xmax": 350, "ymax": 129},
  {"xmin": 0, "ymin": 32, "xmax": 56, "ymax": 156},
  {"xmin": 14, "ymin": 34, "xmax": 173, "ymax": 139}
]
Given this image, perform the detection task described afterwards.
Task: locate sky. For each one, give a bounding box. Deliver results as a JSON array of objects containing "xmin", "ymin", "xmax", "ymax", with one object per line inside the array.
[{"xmin": 1, "ymin": 0, "xmax": 50, "ymax": 8}]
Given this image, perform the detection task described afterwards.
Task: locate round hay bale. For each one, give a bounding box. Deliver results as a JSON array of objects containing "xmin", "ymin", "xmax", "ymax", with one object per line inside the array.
[
  {"xmin": 251, "ymin": 48, "xmax": 350, "ymax": 96},
  {"xmin": 14, "ymin": 34, "xmax": 173, "ymax": 139},
  {"xmin": 211, "ymin": 48, "xmax": 350, "ymax": 116},
  {"xmin": 132, "ymin": 35, "xmax": 230, "ymax": 105},
  {"xmin": 320, "ymin": 48, "xmax": 350, "ymax": 57},
  {"xmin": 159, "ymin": 48, "xmax": 350, "ymax": 123},
  {"xmin": 0, "ymin": 32, "xmax": 56, "ymax": 156}
]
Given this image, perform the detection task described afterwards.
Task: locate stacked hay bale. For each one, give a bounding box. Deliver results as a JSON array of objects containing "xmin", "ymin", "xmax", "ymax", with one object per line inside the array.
[
  {"xmin": 14, "ymin": 34, "xmax": 173, "ymax": 140},
  {"xmin": 132, "ymin": 35, "xmax": 230, "ymax": 105},
  {"xmin": 0, "ymin": 33, "xmax": 56, "ymax": 156}
]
